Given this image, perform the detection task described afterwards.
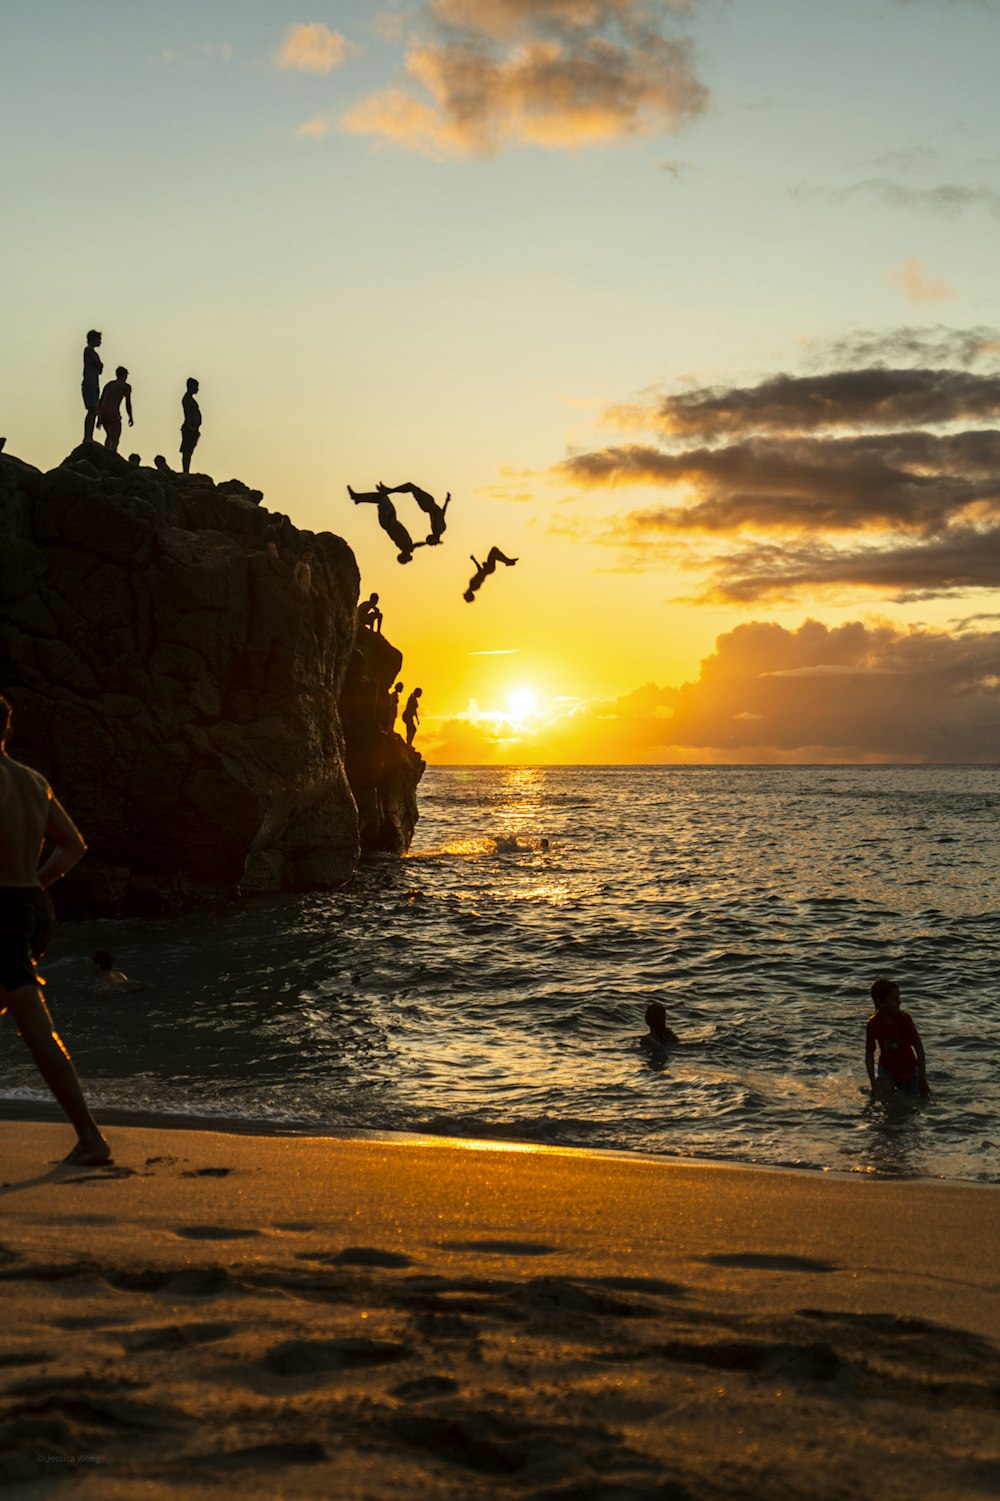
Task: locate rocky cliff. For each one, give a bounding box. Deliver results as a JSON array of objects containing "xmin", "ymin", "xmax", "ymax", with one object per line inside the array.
[{"xmin": 0, "ymin": 443, "xmax": 423, "ymax": 916}]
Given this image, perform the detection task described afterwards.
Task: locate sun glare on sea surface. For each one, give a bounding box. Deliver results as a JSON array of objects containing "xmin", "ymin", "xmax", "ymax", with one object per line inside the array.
[{"xmin": 507, "ymin": 688, "xmax": 538, "ymax": 723}]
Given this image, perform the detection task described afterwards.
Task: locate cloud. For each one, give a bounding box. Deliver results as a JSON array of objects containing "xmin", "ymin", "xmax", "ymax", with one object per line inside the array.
[
  {"xmin": 841, "ymin": 179, "xmax": 1000, "ymax": 218},
  {"xmin": 557, "ymin": 334, "xmax": 1000, "ymax": 603},
  {"xmin": 341, "ymin": 0, "xmax": 708, "ymax": 157},
  {"xmin": 275, "ymin": 23, "xmax": 359, "ymax": 74},
  {"xmin": 424, "ymin": 621, "xmax": 1000, "ymax": 763},
  {"xmin": 657, "ymin": 619, "xmax": 1000, "ymax": 761},
  {"xmin": 160, "ymin": 43, "xmax": 233, "ymax": 67},
  {"xmin": 697, "ymin": 526, "xmax": 1000, "ymax": 604},
  {"xmin": 885, "ymin": 257, "xmax": 957, "ymax": 305},
  {"xmin": 803, "ymin": 326, "xmax": 1000, "ymax": 370},
  {"xmin": 604, "ymin": 367, "xmax": 1000, "ymax": 441},
  {"xmin": 571, "ymin": 429, "xmax": 1000, "ymax": 539}
]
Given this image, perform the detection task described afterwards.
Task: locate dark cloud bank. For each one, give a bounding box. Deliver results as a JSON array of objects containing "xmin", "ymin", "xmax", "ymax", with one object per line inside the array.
[{"xmin": 559, "ymin": 327, "xmax": 1000, "ymax": 604}]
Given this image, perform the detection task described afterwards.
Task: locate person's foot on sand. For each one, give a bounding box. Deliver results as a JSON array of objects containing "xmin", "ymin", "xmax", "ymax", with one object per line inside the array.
[{"xmin": 63, "ymin": 1134, "xmax": 113, "ymax": 1167}]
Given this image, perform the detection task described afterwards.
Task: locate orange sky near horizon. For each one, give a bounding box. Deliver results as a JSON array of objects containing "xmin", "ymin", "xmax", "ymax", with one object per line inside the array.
[{"xmin": 4, "ymin": 1, "xmax": 999, "ymax": 765}]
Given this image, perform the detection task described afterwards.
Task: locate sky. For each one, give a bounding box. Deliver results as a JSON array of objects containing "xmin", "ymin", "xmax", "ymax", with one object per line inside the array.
[{"xmin": 3, "ymin": 0, "xmax": 1000, "ymax": 763}]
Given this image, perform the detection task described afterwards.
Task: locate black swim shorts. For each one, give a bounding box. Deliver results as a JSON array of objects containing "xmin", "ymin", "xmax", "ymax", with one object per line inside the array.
[
  {"xmin": 0, "ymin": 886, "xmax": 54, "ymax": 993},
  {"xmin": 180, "ymin": 426, "xmax": 200, "ymax": 454}
]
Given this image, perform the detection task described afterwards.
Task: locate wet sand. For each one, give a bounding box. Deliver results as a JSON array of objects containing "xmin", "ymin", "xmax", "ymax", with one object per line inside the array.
[{"xmin": 1, "ymin": 1122, "xmax": 998, "ymax": 1498}]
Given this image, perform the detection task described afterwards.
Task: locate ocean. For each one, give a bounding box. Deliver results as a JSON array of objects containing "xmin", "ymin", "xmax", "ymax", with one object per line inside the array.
[{"xmin": 4, "ymin": 765, "xmax": 998, "ymax": 1183}]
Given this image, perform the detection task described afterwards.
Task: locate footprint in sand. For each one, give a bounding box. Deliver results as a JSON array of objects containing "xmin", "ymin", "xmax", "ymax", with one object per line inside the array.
[
  {"xmin": 122, "ymin": 1321, "xmax": 234, "ymax": 1353},
  {"xmin": 701, "ymin": 1252, "xmax": 837, "ymax": 1273},
  {"xmin": 297, "ymin": 1247, "xmax": 413, "ymax": 1269},
  {"xmin": 439, "ymin": 1239, "xmax": 558, "ymax": 1257},
  {"xmin": 264, "ymin": 1336, "xmax": 412, "ymax": 1376},
  {"xmin": 171, "ymin": 1226, "xmax": 260, "ymax": 1241},
  {"xmin": 181, "ymin": 1167, "xmax": 233, "ymax": 1178}
]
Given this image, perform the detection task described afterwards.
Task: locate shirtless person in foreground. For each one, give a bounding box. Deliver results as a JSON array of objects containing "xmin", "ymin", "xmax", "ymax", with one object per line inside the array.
[{"xmin": 0, "ymin": 695, "xmax": 111, "ymax": 1165}]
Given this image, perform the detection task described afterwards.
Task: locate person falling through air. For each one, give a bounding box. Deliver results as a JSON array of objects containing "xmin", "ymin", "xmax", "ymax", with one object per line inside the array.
[
  {"xmin": 96, "ymin": 366, "xmax": 134, "ymax": 453},
  {"xmin": 402, "ymin": 687, "xmax": 422, "ymax": 746},
  {"xmin": 180, "ymin": 378, "xmax": 201, "ymax": 474},
  {"xmin": 381, "ymin": 481, "xmax": 450, "ymax": 546},
  {"xmin": 464, "ymin": 547, "xmax": 517, "ymax": 602},
  {"xmin": 348, "ymin": 485, "xmax": 422, "ymax": 565}
]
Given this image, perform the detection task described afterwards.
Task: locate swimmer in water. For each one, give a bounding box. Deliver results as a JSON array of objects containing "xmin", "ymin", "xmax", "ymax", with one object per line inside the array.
[{"xmin": 641, "ymin": 1001, "xmax": 679, "ymax": 1050}]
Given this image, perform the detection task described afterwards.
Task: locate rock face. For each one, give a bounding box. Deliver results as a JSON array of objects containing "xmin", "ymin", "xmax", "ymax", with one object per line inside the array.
[{"xmin": 0, "ymin": 444, "xmax": 424, "ymax": 916}]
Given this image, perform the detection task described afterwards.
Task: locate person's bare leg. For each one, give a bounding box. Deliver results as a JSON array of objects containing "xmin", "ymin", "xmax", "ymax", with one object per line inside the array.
[
  {"xmin": 182, "ymin": 450, "xmax": 191, "ymax": 474},
  {"xmin": 84, "ymin": 411, "xmax": 97, "ymax": 443},
  {"xmin": 2, "ymin": 981, "xmax": 111, "ymax": 1164},
  {"xmin": 105, "ymin": 427, "xmax": 120, "ymax": 454}
]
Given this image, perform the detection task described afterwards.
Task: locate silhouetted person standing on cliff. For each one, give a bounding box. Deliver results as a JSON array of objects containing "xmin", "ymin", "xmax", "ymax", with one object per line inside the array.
[
  {"xmin": 81, "ymin": 329, "xmax": 103, "ymax": 443},
  {"xmin": 96, "ymin": 366, "xmax": 133, "ymax": 454},
  {"xmin": 382, "ymin": 481, "xmax": 451, "ymax": 546},
  {"xmin": 348, "ymin": 484, "xmax": 422, "ymax": 565},
  {"xmin": 180, "ymin": 378, "xmax": 201, "ymax": 474},
  {"xmin": 464, "ymin": 547, "xmax": 518, "ymax": 603},
  {"xmin": 0, "ymin": 695, "xmax": 111, "ymax": 1166},
  {"xmin": 402, "ymin": 687, "xmax": 422, "ymax": 746},
  {"xmin": 385, "ymin": 681, "xmax": 403, "ymax": 733}
]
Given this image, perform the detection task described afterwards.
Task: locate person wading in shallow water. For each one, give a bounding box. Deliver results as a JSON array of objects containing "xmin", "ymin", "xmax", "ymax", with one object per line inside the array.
[{"xmin": 0, "ymin": 695, "xmax": 111, "ymax": 1166}]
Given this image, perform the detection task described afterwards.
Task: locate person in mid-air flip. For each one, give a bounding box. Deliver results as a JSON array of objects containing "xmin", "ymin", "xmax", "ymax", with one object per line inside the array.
[
  {"xmin": 464, "ymin": 547, "xmax": 517, "ymax": 602},
  {"xmin": 348, "ymin": 484, "xmax": 422, "ymax": 565},
  {"xmin": 380, "ymin": 481, "xmax": 450, "ymax": 546}
]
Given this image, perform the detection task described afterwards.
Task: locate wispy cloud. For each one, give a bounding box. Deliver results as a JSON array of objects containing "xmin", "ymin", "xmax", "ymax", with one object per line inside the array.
[
  {"xmin": 340, "ymin": 0, "xmax": 709, "ymax": 158},
  {"xmin": 885, "ymin": 256, "xmax": 956, "ymax": 305},
  {"xmin": 161, "ymin": 42, "xmax": 233, "ymax": 67},
  {"xmin": 275, "ymin": 23, "xmax": 360, "ymax": 75}
]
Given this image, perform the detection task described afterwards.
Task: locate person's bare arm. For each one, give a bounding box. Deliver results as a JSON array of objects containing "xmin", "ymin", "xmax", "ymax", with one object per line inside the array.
[
  {"xmin": 915, "ymin": 1037, "xmax": 930, "ymax": 1098},
  {"xmin": 37, "ymin": 795, "xmax": 87, "ymax": 887},
  {"xmin": 125, "ymin": 384, "xmax": 134, "ymax": 426},
  {"xmin": 865, "ymin": 1048, "xmax": 877, "ymax": 1089}
]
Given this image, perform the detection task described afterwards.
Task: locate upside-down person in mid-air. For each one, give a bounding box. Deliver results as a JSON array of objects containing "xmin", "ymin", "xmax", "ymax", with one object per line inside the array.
[
  {"xmin": 380, "ymin": 481, "xmax": 450, "ymax": 545},
  {"xmin": 348, "ymin": 484, "xmax": 423, "ymax": 565},
  {"xmin": 0, "ymin": 695, "xmax": 111, "ymax": 1165},
  {"xmin": 464, "ymin": 546, "xmax": 517, "ymax": 602}
]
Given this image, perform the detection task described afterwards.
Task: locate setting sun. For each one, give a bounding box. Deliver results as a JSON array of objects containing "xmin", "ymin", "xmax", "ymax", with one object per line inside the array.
[{"xmin": 506, "ymin": 688, "xmax": 538, "ymax": 722}]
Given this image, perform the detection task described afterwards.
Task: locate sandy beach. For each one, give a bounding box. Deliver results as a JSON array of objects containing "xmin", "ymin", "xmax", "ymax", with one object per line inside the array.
[{"xmin": 1, "ymin": 1122, "xmax": 997, "ymax": 1500}]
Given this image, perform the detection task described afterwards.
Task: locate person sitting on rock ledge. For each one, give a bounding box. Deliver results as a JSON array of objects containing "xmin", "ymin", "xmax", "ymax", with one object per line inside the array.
[
  {"xmin": 154, "ymin": 454, "xmax": 172, "ymax": 473},
  {"xmin": 348, "ymin": 484, "xmax": 423, "ymax": 565},
  {"xmin": 381, "ymin": 481, "xmax": 451, "ymax": 546},
  {"xmin": 293, "ymin": 549, "xmax": 319, "ymax": 596},
  {"xmin": 180, "ymin": 377, "xmax": 202, "ymax": 475},
  {"xmin": 402, "ymin": 686, "xmax": 422, "ymax": 746},
  {"xmin": 96, "ymin": 366, "xmax": 134, "ymax": 454},
  {"xmin": 357, "ymin": 593, "xmax": 383, "ymax": 633},
  {"xmin": 0, "ymin": 694, "xmax": 111, "ymax": 1166},
  {"xmin": 464, "ymin": 547, "xmax": 518, "ymax": 602}
]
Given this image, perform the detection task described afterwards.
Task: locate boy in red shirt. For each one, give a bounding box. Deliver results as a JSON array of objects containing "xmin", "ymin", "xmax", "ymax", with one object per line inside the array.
[{"xmin": 865, "ymin": 977, "xmax": 930, "ymax": 1100}]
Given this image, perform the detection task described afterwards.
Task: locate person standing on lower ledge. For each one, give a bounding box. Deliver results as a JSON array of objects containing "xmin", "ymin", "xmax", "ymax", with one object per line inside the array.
[
  {"xmin": 402, "ymin": 686, "xmax": 422, "ymax": 746},
  {"xmin": 0, "ymin": 694, "xmax": 111, "ymax": 1166}
]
